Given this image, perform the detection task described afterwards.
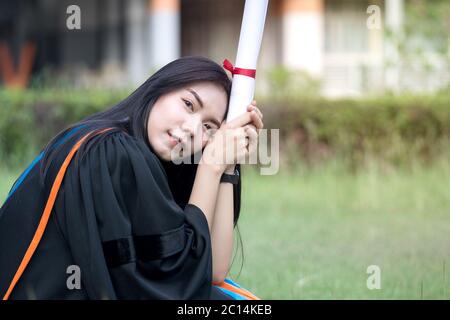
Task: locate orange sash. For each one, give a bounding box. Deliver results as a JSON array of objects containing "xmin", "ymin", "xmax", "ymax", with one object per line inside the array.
[{"xmin": 3, "ymin": 128, "xmax": 113, "ymax": 300}]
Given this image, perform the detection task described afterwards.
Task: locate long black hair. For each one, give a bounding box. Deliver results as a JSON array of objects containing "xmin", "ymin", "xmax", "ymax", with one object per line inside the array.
[{"xmin": 39, "ymin": 56, "xmax": 244, "ymax": 273}]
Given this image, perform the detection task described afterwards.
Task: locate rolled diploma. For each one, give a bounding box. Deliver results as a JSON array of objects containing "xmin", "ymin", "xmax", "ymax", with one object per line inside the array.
[{"xmin": 226, "ymin": 0, "xmax": 269, "ymax": 122}]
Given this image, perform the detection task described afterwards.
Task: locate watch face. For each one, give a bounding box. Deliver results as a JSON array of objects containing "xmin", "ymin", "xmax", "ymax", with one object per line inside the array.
[{"xmin": 221, "ymin": 171, "xmax": 239, "ymax": 184}]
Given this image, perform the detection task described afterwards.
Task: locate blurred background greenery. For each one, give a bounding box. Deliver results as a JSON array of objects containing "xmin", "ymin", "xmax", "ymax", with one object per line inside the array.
[{"xmin": 1, "ymin": 87, "xmax": 449, "ymax": 171}]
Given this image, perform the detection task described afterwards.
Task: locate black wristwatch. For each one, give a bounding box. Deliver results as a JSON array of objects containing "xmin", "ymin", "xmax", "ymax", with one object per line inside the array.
[{"xmin": 220, "ymin": 167, "xmax": 240, "ymax": 185}]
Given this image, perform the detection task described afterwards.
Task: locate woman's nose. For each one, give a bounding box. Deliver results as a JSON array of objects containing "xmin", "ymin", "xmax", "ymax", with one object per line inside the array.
[{"xmin": 181, "ymin": 115, "xmax": 201, "ymax": 140}]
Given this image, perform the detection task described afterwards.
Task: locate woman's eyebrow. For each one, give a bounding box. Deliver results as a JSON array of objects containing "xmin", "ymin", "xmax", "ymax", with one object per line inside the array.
[
  {"xmin": 186, "ymin": 89, "xmax": 204, "ymax": 108},
  {"xmin": 186, "ymin": 88, "xmax": 221, "ymax": 127}
]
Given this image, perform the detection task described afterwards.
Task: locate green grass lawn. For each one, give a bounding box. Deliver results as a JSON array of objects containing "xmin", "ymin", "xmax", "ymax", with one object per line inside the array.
[
  {"xmin": 1, "ymin": 159, "xmax": 449, "ymax": 299},
  {"xmin": 0, "ymin": 166, "xmax": 20, "ymax": 203},
  {"xmin": 231, "ymin": 160, "xmax": 450, "ymax": 299}
]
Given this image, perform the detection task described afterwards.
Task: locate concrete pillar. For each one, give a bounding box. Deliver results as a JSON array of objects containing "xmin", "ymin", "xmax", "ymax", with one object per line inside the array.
[
  {"xmin": 149, "ymin": 0, "xmax": 180, "ymax": 70},
  {"xmin": 103, "ymin": 0, "xmax": 121, "ymax": 67},
  {"xmin": 126, "ymin": 0, "xmax": 147, "ymax": 85},
  {"xmin": 384, "ymin": 0, "xmax": 404, "ymax": 92},
  {"xmin": 281, "ymin": 0, "xmax": 324, "ymax": 77}
]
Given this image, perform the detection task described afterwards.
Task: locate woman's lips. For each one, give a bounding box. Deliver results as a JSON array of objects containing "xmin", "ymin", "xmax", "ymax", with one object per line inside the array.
[{"xmin": 167, "ymin": 132, "xmax": 180, "ymax": 147}]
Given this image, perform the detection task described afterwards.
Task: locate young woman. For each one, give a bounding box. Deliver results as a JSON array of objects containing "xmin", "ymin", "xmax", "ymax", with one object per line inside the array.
[{"xmin": 0, "ymin": 56, "xmax": 263, "ymax": 300}]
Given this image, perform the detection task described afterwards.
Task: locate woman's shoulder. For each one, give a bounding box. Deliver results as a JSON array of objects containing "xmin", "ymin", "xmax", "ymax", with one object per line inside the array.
[
  {"xmin": 77, "ymin": 128, "xmax": 174, "ymax": 203},
  {"xmin": 98, "ymin": 128, "xmax": 157, "ymax": 158},
  {"xmin": 87, "ymin": 127, "xmax": 166, "ymax": 177}
]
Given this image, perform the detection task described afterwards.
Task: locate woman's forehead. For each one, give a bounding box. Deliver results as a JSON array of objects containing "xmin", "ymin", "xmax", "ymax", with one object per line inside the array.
[{"xmin": 183, "ymin": 82, "xmax": 226, "ymax": 99}]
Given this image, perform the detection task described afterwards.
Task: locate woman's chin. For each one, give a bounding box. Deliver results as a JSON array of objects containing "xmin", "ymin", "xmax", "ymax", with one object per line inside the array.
[
  {"xmin": 158, "ymin": 147, "xmax": 181, "ymax": 163},
  {"xmin": 149, "ymin": 141, "xmax": 171, "ymax": 161},
  {"xmin": 153, "ymin": 141, "xmax": 195, "ymax": 163}
]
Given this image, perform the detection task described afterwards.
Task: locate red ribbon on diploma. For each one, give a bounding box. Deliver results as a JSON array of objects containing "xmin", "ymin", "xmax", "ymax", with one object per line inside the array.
[{"xmin": 223, "ymin": 59, "xmax": 256, "ymax": 78}]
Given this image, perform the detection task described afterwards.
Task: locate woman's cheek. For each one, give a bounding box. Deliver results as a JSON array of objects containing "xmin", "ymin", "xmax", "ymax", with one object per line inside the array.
[
  {"xmin": 167, "ymin": 103, "xmax": 186, "ymax": 122},
  {"xmin": 202, "ymin": 131, "xmax": 212, "ymax": 147}
]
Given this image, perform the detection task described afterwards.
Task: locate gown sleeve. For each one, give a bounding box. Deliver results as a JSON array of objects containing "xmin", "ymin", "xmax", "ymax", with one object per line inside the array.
[{"xmin": 57, "ymin": 130, "xmax": 213, "ymax": 299}]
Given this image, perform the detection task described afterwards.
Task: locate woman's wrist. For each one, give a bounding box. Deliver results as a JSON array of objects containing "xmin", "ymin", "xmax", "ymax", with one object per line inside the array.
[
  {"xmin": 224, "ymin": 165, "xmax": 236, "ymax": 175},
  {"xmin": 198, "ymin": 159, "xmax": 225, "ymax": 177}
]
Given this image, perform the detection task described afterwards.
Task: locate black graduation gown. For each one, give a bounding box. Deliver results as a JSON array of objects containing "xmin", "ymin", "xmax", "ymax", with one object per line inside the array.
[{"xmin": 0, "ymin": 127, "xmax": 233, "ymax": 299}]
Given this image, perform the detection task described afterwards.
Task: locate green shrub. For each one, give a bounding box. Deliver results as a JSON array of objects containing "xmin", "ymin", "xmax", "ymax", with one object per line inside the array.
[
  {"xmin": 259, "ymin": 93, "xmax": 450, "ymax": 169},
  {"xmin": 0, "ymin": 88, "xmax": 448, "ymax": 170},
  {"xmin": 0, "ymin": 88, "xmax": 129, "ymax": 166}
]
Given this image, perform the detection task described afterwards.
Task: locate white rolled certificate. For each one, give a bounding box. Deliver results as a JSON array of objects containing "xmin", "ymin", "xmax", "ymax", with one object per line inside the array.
[{"xmin": 226, "ymin": 0, "xmax": 269, "ymax": 122}]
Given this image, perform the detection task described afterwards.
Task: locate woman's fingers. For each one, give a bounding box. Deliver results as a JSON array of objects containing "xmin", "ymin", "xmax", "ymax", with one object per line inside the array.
[
  {"xmin": 227, "ymin": 102, "xmax": 264, "ymax": 130},
  {"xmin": 243, "ymin": 125, "xmax": 258, "ymax": 142},
  {"xmin": 227, "ymin": 108, "xmax": 263, "ymax": 130},
  {"xmin": 245, "ymin": 126, "xmax": 258, "ymax": 151},
  {"xmin": 249, "ymin": 110, "xmax": 264, "ymax": 130},
  {"xmin": 247, "ymin": 101, "xmax": 264, "ymax": 130},
  {"xmin": 226, "ymin": 112, "xmax": 250, "ymax": 129},
  {"xmin": 247, "ymin": 101, "xmax": 263, "ymax": 120},
  {"xmin": 203, "ymin": 114, "xmax": 262, "ymax": 169}
]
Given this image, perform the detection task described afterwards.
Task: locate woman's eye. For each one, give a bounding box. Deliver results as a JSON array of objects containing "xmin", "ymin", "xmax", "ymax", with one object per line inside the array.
[
  {"xmin": 204, "ymin": 124, "xmax": 218, "ymax": 136},
  {"xmin": 183, "ymin": 99, "xmax": 194, "ymax": 111}
]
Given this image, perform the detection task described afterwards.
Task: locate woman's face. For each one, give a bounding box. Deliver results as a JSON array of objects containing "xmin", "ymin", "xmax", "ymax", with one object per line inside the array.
[{"xmin": 147, "ymin": 82, "xmax": 228, "ymax": 161}]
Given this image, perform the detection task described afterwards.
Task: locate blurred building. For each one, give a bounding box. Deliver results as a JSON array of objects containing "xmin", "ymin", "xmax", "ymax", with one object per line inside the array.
[{"xmin": 0, "ymin": 0, "xmax": 447, "ymax": 96}]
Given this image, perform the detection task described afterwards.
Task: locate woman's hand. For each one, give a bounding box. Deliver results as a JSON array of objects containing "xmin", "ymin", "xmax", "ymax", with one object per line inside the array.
[{"xmin": 201, "ymin": 100, "xmax": 264, "ymax": 174}]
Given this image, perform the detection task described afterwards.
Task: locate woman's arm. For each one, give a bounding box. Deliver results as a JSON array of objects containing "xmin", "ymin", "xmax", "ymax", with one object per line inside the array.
[
  {"xmin": 188, "ymin": 162, "xmax": 233, "ymax": 284},
  {"xmin": 188, "ymin": 162, "xmax": 222, "ymax": 233},
  {"xmin": 210, "ymin": 165, "xmax": 236, "ymax": 284},
  {"xmin": 188, "ymin": 124, "xmax": 242, "ymax": 284},
  {"xmin": 188, "ymin": 164, "xmax": 235, "ymax": 284},
  {"xmin": 189, "ymin": 104, "xmax": 263, "ymax": 284}
]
